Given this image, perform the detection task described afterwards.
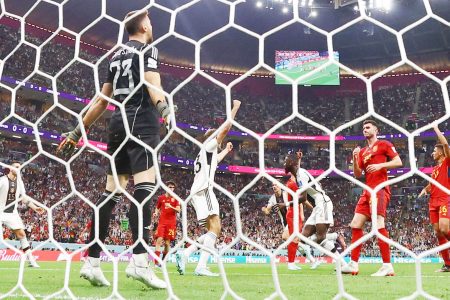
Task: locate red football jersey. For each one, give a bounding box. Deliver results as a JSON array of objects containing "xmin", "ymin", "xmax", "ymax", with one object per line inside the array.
[
  {"xmin": 285, "ymin": 177, "xmax": 300, "ymax": 218},
  {"xmin": 358, "ymin": 140, "xmax": 398, "ymax": 190},
  {"xmin": 430, "ymin": 157, "xmax": 450, "ymax": 199},
  {"xmin": 156, "ymin": 194, "xmax": 179, "ymax": 225}
]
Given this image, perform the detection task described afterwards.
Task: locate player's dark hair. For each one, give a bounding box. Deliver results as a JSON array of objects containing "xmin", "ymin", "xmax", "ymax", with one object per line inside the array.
[
  {"xmin": 435, "ymin": 144, "xmax": 445, "ymax": 152},
  {"xmin": 363, "ymin": 119, "xmax": 379, "ymax": 129},
  {"xmin": 124, "ymin": 10, "xmax": 148, "ymax": 35},
  {"xmin": 197, "ymin": 129, "xmax": 216, "ymax": 143},
  {"xmin": 166, "ymin": 180, "xmax": 176, "ymax": 188},
  {"xmin": 284, "ymin": 153, "xmax": 298, "ymax": 175}
]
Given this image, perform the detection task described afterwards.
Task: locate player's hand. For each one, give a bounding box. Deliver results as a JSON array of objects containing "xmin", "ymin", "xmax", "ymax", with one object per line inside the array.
[
  {"xmin": 56, "ymin": 127, "xmax": 81, "ymax": 158},
  {"xmin": 352, "ymin": 146, "xmax": 361, "ymax": 158},
  {"xmin": 34, "ymin": 207, "xmax": 45, "ymax": 215},
  {"xmin": 232, "ymin": 99, "xmax": 241, "ymax": 109},
  {"xmin": 163, "ymin": 104, "xmax": 178, "ymax": 133},
  {"xmin": 366, "ymin": 163, "xmax": 382, "ymax": 173},
  {"xmin": 226, "ymin": 142, "xmax": 233, "ymax": 152},
  {"xmin": 418, "ymin": 188, "xmax": 428, "ymax": 198}
]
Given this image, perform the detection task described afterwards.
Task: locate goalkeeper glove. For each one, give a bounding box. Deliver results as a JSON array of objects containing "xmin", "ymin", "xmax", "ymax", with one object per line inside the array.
[
  {"xmin": 156, "ymin": 100, "xmax": 177, "ymax": 132},
  {"xmin": 56, "ymin": 125, "xmax": 82, "ymax": 157}
]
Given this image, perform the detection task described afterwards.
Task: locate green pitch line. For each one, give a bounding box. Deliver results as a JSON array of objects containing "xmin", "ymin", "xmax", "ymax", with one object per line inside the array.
[{"xmin": 0, "ymin": 262, "xmax": 448, "ymax": 299}]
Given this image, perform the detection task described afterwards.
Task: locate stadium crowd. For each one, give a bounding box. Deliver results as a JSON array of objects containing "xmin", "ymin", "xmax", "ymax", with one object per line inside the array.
[{"xmin": 0, "ymin": 23, "xmax": 445, "ymax": 258}]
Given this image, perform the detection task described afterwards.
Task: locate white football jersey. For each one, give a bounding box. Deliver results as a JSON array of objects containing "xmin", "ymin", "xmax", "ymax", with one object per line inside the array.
[
  {"xmin": 267, "ymin": 193, "xmax": 287, "ymax": 227},
  {"xmin": 190, "ymin": 138, "xmax": 219, "ymax": 195},
  {"xmin": 296, "ymin": 168, "xmax": 331, "ymax": 207},
  {"xmin": 0, "ymin": 175, "xmax": 26, "ymax": 214}
]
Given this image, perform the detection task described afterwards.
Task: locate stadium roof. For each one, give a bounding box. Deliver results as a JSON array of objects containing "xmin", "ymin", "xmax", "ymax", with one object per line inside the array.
[{"xmin": 2, "ymin": 0, "xmax": 449, "ymax": 74}]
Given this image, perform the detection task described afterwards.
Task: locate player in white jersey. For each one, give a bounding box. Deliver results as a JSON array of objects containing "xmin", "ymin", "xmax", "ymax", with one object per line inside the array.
[
  {"xmin": 0, "ymin": 162, "xmax": 45, "ymax": 267},
  {"xmin": 176, "ymin": 100, "xmax": 241, "ymax": 277},
  {"xmin": 262, "ymin": 181, "xmax": 321, "ymax": 269},
  {"xmin": 284, "ymin": 151, "xmax": 338, "ymax": 256}
]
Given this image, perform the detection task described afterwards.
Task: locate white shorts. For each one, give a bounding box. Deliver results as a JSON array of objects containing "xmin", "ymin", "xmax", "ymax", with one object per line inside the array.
[
  {"xmin": 305, "ymin": 201, "xmax": 334, "ymax": 226},
  {"xmin": 191, "ymin": 189, "xmax": 219, "ymax": 226},
  {"xmin": 0, "ymin": 212, "xmax": 25, "ymax": 230}
]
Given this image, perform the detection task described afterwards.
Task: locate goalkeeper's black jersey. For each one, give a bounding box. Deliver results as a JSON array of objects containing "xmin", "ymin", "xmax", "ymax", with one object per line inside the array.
[{"xmin": 106, "ymin": 40, "xmax": 160, "ymax": 135}]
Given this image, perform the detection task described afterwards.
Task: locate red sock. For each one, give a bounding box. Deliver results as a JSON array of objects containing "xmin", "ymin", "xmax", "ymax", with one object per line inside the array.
[
  {"xmin": 437, "ymin": 236, "xmax": 450, "ymax": 266},
  {"xmin": 154, "ymin": 251, "xmax": 161, "ymax": 263},
  {"xmin": 378, "ymin": 228, "xmax": 391, "ymax": 263},
  {"xmin": 287, "ymin": 242, "xmax": 298, "ymax": 263},
  {"xmin": 350, "ymin": 228, "xmax": 364, "ymax": 262},
  {"xmin": 162, "ymin": 251, "xmax": 168, "ymax": 260}
]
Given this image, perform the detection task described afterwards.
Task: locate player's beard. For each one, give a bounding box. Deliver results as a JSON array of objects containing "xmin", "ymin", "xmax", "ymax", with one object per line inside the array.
[{"xmin": 146, "ymin": 32, "xmax": 153, "ymax": 44}]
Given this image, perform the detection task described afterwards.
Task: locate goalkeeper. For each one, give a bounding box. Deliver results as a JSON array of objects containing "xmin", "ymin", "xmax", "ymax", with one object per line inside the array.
[{"xmin": 57, "ymin": 10, "xmax": 173, "ymax": 289}]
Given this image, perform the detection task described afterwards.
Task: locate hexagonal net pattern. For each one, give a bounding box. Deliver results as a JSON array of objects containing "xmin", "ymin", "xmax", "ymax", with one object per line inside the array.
[{"xmin": 0, "ymin": 0, "xmax": 449, "ymax": 299}]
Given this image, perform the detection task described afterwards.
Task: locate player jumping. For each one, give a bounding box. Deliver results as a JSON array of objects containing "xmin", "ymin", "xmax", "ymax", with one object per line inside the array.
[
  {"xmin": 0, "ymin": 161, "xmax": 45, "ymax": 268},
  {"xmin": 57, "ymin": 10, "xmax": 172, "ymax": 288},
  {"xmin": 176, "ymin": 100, "xmax": 241, "ymax": 276},
  {"xmin": 341, "ymin": 120, "xmax": 402, "ymax": 276},
  {"xmin": 419, "ymin": 124, "xmax": 450, "ymax": 272},
  {"xmin": 152, "ymin": 180, "xmax": 180, "ymax": 267}
]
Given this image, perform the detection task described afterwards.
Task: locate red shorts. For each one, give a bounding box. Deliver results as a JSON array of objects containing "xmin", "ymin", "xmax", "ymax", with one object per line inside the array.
[
  {"xmin": 155, "ymin": 224, "xmax": 176, "ymax": 241},
  {"xmin": 355, "ymin": 189, "xmax": 390, "ymax": 219},
  {"xmin": 429, "ymin": 197, "xmax": 450, "ymax": 224},
  {"xmin": 286, "ymin": 210, "xmax": 303, "ymax": 235}
]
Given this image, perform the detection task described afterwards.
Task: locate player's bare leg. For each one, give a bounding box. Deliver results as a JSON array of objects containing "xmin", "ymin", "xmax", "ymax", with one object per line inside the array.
[
  {"xmin": 433, "ymin": 221, "xmax": 450, "ymax": 272},
  {"xmin": 125, "ymin": 167, "xmax": 167, "ymax": 289},
  {"xmin": 81, "ymin": 174, "xmax": 128, "ymax": 287},
  {"xmin": 13, "ymin": 229, "xmax": 38, "ymax": 268},
  {"xmin": 154, "ymin": 237, "xmax": 164, "ymax": 267},
  {"xmin": 300, "ymin": 225, "xmax": 319, "ymax": 269},
  {"xmin": 341, "ymin": 213, "xmax": 368, "ymax": 275},
  {"xmin": 194, "ymin": 215, "xmax": 220, "ymax": 277}
]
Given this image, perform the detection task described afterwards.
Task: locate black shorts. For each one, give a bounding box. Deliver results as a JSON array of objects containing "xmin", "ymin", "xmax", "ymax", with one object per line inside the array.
[{"xmin": 106, "ymin": 132, "xmax": 160, "ymax": 175}]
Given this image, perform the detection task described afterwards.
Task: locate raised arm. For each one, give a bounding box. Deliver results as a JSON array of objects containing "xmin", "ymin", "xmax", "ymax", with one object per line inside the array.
[
  {"xmin": 433, "ymin": 123, "xmax": 450, "ymax": 158},
  {"xmin": 352, "ymin": 146, "xmax": 362, "ymax": 178},
  {"xmin": 57, "ymin": 83, "xmax": 113, "ymax": 156},
  {"xmin": 216, "ymin": 100, "xmax": 241, "ymax": 146},
  {"xmin": 217, "ymin": 142, "xmax": 233, "ymax": 163}
]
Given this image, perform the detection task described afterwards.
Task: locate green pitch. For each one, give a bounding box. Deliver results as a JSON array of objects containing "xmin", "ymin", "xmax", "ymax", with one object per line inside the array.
[
  {"xmin": 0, "ymin": 262, "xmax": 448, "ymax": 299},
  {"xmin": 275, "ymin": 60, "xmax": 340, "ymax": 86}
]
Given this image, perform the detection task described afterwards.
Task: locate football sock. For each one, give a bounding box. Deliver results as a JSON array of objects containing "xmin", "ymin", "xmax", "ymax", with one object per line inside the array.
[
  {"xmin": 88, "ymin": 191, "xmax": 121, "ymax": 258},
  {"xmin": 184, "ymin": 233, "xmax": 208, "ymax": 257},
  {"xmin": 129, "ymin": 182, "xmax": 154, "ymax": 254},
  {"xmin": 19, "ymin": 237, "xmax": 30, "ymax": 251},
  {"xmin": 298, "ymin": 243, "xmax": 315, "ymax": 262},
  {"xmin": 437, "ymin": 236, "xmax": 450, "ymax": 266},
  {"xmin": 197, "ymin": 231, "xmax": 217, "ymax": 270},
  {"xmin": 350, "ymin": 228, "xmax": 364, "ymax": 262},
  {"xmin": 154, "ymin": 250, "xmax": 161, "ymax": 263},
  {"xmin": 378, "ymin": 228, "xmax": 391, "ymax": 263},
  {"xmin": 288, "ymin": 242, "xmax": 298, "ymax": 263},
  {"xmin": 162, "ymin": 251, "xmax": 168, "ymax": 260}
]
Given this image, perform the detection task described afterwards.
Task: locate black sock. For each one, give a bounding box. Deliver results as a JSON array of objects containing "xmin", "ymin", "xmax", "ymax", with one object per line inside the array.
[
  {"xmin": 129, "ymin": 182, "xmax": 154, "ymax": 254},
  {"xmin": 88, "ymin": 191, "xmax": 121, "ymax": 258}
]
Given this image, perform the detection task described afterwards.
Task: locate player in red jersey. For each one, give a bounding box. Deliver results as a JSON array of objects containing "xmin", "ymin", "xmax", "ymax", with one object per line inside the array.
[
  {"xmin": 341, "ymin": 120, "xmax": 402, "ymax": 276},
  {"xmin": 152, "ymin": 181, "xmax": 180, "ymax": 266},
  {"xmin": 419, "ymin": 124, "xmax": 450, "ymax": 272},
  {"xmin": 78, "ymin": 221, "xmax": 92, "ymax": 261},
  {"xmin": 284, "ymin": 153, "xmax": 306, "ymax": 271}
]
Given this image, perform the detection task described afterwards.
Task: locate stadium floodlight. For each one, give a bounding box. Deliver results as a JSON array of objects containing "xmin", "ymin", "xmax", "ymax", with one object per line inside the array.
[
  {"xmin": 256, "ymin": 1, "xmax": 263, "ymax": 8},
  {"xmin": 282, "ymin": 6, "xmax": 289, "ymax": 13},
  {"xmin": 310, "ymin": 10, "xmax": 318, "ymax": 17},
  {"xmin": 301, "ymin": 0, "xmax": 306, "ymax": 6},
  {"xmin": 308, "ymin": 0, "xmax": 314, "ymax": 7},
  {"xmin": 353, "ymin": 4, "xmax": 359, "ymax": 11}
]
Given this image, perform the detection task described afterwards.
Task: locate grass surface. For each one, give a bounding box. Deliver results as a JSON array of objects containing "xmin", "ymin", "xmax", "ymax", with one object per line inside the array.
[{"xmin": 0, "ymin": 262, "xmax": 449, "ymax": 299}]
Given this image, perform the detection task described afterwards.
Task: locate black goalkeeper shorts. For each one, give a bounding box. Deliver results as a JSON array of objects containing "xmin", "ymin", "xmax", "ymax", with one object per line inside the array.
[{"xmin": 106, "ymin": 132, "xmax": 160, "ymax": 175}]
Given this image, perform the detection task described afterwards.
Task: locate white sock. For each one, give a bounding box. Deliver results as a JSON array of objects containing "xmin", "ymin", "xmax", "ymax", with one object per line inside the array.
[
  {"xmin": 24, "ymin": 249, "xmax": 35, "ymax": 262},
  {"xmin": 87, "ymin": 256, "xmax": 100, "ymax": 267},
  {"xmin": 19, "ymin": 238, "xmax": 30, "ymax": 250},
  {"xmin": 132, "ymin": 253, "xmax": 148, "ymax": 268},
  {"xmin": 196, "ymin": 232, "xmax": 217, "ymax": 270},
  {"xmin": 184, "ymin": 233, "xmax": 208, "ymax": 257},
  {"xmin": 320, "ymin": 239, "xmax": 336, "ymax": 253},
  {"xmin": 298, "ymin": 243, "xmax": 315, "ymax": 263},
  {"xmin": 326, "ymin": 232, "xmax": 338, "ymax": 242}
]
